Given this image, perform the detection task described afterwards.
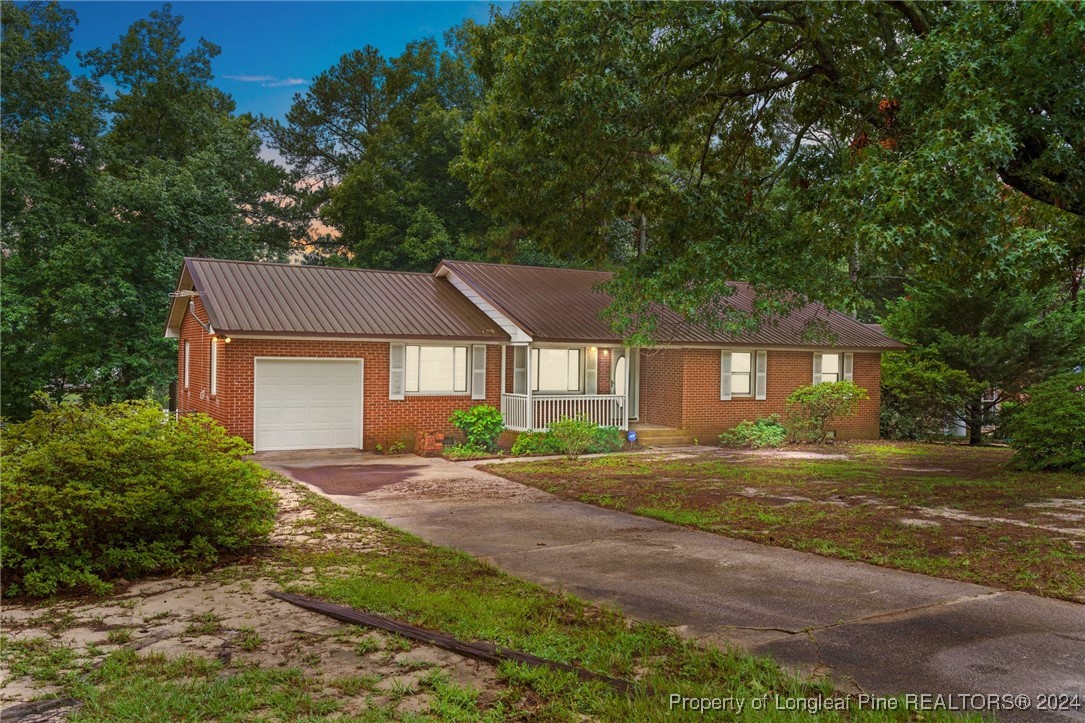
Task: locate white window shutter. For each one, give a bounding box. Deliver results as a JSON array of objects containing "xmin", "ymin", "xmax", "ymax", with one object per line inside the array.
[
  {"xmin": 720, "ymin": 351, "xmax": 732, "ymax": 401},
  {"xmin": 513, "ymin": 346, "xmax": 527, "ymax": 394},
  {"xmin": 471, "ymin": 345, "xmax": 487, "ymax": 400},
  {"xmin": 389, "ymin": 343, "xmax": 405, "ymax": 400},
  {"xmin": 755, "ymin": 350, "xmax": 767, "ymax": 400},
  {"xmin": 812, "ymin": 353, "xmax": 822, "ymax": 385},
  {"xmin": 584, "ymin": 347, "xmax": 598, "ymax": 394},
  {"xmin": 209, "ymin": 340, "xmax": 218, "ymax": 395},
  {"xmin": 843, "ymin": 352, "xmax": 854, "ymax": 382}
]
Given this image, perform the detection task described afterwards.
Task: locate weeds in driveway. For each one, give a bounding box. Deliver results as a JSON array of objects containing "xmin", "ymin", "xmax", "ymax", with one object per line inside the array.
[{"xmin": 486, "ymin": 443, "xmax": 1085, "ymax": 601}]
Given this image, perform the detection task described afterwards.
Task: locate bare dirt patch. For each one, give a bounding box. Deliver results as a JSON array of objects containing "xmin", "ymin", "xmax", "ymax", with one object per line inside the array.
[{"xmin": 0, "ymin": 478, "xmax": 506, "ymax": 719}]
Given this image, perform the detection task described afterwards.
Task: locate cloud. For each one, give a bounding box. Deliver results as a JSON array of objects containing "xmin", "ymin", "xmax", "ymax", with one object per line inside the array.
[
  {"xmin": 223, "ymin": 74, "xmax": 276, "ymax": 83},
  {"xmin": 265, "ymin": 78, "xmax": 308, "ymax": 88},
  {"xmin": 223, "ymin": 74, "xmax": 308, "ymax": 88}
]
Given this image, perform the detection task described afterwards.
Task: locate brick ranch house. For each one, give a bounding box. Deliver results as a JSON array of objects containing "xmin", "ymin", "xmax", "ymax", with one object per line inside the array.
[{"xmin": 164, "ymin": 258, "xmax": 905, "ymax": 452}]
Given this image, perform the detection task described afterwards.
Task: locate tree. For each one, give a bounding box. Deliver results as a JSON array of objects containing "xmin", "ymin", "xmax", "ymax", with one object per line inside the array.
[
  {"xmin": 880, "ymin": 355, "xmax": 977, "ymax": 441},
  {"xmin": 1, "ymin": 3, "xmax": 297, "ymax": 420},
  {"xmin": 883, "ymin": 280, "xmax": 1085, "ymax": 444},
  {"xmin": 457, "ymin": 2, "xmax": 1084, "ymax": 338},
  {"xmin": 263, "ymin": 33, "xmax": 495, "ymax": 268},
  {"xmin": 1005, "ymin": 372, "xmax": 1085, "ymax": 473}
]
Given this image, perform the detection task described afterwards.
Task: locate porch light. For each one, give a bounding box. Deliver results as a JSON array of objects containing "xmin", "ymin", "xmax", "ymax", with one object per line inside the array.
[{"xmin": 223, "ymin": 337, "xmax": 232, "ymax": 344}]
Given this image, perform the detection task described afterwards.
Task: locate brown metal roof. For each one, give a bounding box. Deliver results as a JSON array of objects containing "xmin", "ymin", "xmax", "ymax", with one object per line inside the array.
[
  {"xmin": 180, "ymin": 258, "xmax": 509, "ymax": 341},
  {"xmin": 437, "ymin": 260, "xmax": 905, "ymax": 349}
]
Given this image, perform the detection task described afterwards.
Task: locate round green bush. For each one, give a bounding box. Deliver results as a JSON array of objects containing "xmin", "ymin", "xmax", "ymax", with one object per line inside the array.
[
  {"xmin": 786, "ymin": 380, "xmax": 869, "ymax": 443},
  {"xmin": 510, "ymin": 431, "xmax": 563, "ymax": 456},
  {"xmin": 1006, "ymin": 372, "xmax": 1085, "ymax": 472},
  {"xmin": 719, "ymin": 415, "xmax": 787, "ymax": 448},
  {"xmin": 449, "ymin": 405, "xmax": 505, "ymax": 451},
  {"xmin": 1, "ymin": 400, "xmax": 277, "ymax": 597}
]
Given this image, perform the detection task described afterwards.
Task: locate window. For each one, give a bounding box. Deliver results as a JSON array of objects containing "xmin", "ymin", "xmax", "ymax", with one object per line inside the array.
[
  {"xmin": 729, "ymin": 352, "xmax": 752, "ymax": 395},
  {"xmin": 814, "ymin": 352, "xmax": 853, "ymax": 384},
  {"xmin": 404, "ymin": 345, "xmax": 468, "ymax": 394},
  {"xmin": 819, "ymin": 353, "xmax": 841, "ymax": 383},
  {"xmin": 531, "ymin": 348, "xmax": 580, "ymax": 392},
  {"xmin": 209, "ymin": 339, "xmax": 218, "ymax": 395},
  {"xmin": 721, "ymin": 350, "xmax": 767, "ymax": 401},
  {"xmin": 184, "ymin": 341, "xmax": 191, "ymax": 388}
]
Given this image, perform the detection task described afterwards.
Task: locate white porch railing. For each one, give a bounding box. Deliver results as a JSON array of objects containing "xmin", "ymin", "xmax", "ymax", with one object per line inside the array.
[{"xmin": 501, "ymin": 393, "xmax": 627, "ymax": 432}]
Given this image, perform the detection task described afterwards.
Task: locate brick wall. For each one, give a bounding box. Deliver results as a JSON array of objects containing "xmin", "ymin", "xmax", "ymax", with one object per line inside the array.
[
  {"xmin": 637, "ymin": 348, "xmax": 685, "ymax": 428},
  {"xmin": 177, "ymin": 300, "xmax": 882, "ymax": 450},
  {"xmin": 177, "ymin": 302, "xmax": 505, "ymax": 452},
  {"xmin": 675, "ymin": 348, "xmax": 881, "ymax": 440}
]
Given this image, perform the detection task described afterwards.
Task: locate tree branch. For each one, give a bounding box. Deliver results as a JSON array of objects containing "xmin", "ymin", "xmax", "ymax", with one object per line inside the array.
[{"xmin": 884, "ymin": 1, "xmax": 931, "ymax": 37}]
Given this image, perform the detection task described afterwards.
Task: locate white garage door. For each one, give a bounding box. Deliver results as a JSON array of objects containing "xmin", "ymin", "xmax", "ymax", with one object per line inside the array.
[{"xmin": 254, "ymin": 359, "xmax": 363, "ymax": 452}]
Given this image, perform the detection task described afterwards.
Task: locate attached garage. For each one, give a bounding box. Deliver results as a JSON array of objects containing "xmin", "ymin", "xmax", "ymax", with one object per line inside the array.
[{"xmin": 253, "ymin": 359, "xmax": 363, "ymax": 452}]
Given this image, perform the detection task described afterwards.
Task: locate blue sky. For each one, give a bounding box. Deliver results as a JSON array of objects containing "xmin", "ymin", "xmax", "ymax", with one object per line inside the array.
[{"xmin": 58, "ymin": 1, "xmax": 511, "ymax": 120}]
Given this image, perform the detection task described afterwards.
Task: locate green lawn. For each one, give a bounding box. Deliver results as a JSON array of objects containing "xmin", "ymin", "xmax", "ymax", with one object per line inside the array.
[
  {"xmin": 1, "ymin": 475, "xmax": 970, "ymax": 721},
  {"xmin": 484, "ymin": 442, "xmax": 1085, "ymax": 602}
]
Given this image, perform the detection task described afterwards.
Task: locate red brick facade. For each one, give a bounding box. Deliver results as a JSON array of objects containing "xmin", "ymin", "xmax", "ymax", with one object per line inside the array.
[
  {"xmin": 177, "ymin": 298, "xmax": 504, "ymax": 451},
  {"xmin": 637, "ymin": 347, "xmax": 881, "ymax": 440},
  {"xmin": 178, "ymin": 298, "xmax": 881, "ymax": 449}
]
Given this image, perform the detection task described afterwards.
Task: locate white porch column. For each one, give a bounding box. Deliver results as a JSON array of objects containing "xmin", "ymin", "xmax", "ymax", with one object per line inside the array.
[
  {"xmin": 525, "ymin": 343, "xmax": 534, "ymax": 430},
  {"xmin": 500, "ymin": 343, "xmax": 507, "ymax": 395},
  {"xmin": 623, "ymin": 346, "xmax": 631, "ymax": 430}
]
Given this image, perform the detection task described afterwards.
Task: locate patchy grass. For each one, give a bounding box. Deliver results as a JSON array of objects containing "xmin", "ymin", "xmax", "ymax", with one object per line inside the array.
[
  {"xmin": 485, "ymin": 443, "xmax": 1085, "ymax": 601},
  {"xmin": 1, "ymin": 472, "xmax": 971, "ymax": 721}
]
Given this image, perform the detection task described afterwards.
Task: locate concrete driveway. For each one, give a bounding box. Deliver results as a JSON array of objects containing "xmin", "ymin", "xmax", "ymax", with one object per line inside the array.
[{"xmin": 260, "ymin": 451, "xmax": 1085, "ymax": 720}]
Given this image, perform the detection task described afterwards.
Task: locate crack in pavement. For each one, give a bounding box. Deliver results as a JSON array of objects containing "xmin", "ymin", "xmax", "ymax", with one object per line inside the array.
[{"xmin": 718, "ymin": 590, "xmax": 1005, "ymax": 639}]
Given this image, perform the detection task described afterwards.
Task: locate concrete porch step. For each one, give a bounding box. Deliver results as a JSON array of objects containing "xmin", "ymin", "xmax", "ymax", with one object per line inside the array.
[{"xmin": 629, "ymin": 424, "xmax": 698, "ymax": 447}]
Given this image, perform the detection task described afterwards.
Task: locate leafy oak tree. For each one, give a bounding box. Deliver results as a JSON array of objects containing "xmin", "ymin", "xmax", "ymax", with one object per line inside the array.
[{"xmin": 457, "ymin": 2, "xmax": 1084, "ymax": 340}]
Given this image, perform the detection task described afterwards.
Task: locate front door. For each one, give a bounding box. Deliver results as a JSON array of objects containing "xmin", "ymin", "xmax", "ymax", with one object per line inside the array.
[{"xmin": 613, "ymin": 348, "xmax": 640, "ymax": 421}]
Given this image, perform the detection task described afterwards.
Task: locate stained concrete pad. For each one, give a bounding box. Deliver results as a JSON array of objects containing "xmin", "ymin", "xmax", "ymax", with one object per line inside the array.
[{"xmin": 261, "ymin": 451, "xmax": 1085, "ymax": 721}]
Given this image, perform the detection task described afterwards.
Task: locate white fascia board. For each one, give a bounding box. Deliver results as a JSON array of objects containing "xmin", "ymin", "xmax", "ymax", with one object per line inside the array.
[{"xmin": 436, "ymin": 267, "xmax": 533, "ymax": 343}]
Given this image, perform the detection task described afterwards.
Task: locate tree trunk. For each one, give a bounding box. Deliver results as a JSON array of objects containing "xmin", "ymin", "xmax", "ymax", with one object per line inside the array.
[{"xmin": 966, "ymin": 403, "xmax": 983, "ymax": 445}]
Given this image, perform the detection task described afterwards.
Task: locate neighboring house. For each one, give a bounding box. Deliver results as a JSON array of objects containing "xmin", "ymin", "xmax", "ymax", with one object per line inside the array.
[{"xmin": 164, "ymin": 258, "xmax": 905, "ymax": 452}]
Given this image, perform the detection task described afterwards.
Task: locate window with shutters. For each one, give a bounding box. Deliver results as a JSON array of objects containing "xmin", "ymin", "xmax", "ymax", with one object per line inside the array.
[
  {"xmin": 404, "ymin": 345, "xmax": 469, "ymax": 394},
  {"xmin": 531, "ymin": 348, "xmax": 581, "ymax": 393},
  {"xmin": 722, "ymin": 350, "xmax": 767, "ymax": 401}
]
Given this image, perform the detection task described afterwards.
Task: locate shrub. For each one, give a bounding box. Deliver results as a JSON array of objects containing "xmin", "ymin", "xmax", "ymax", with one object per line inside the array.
[
  {"xmin": 719, "ymin": 415, "xmax": 787, "ymax": 448},
  {"xmin": 786, "ymin": 380, "xmax": 869, "ymax": 443},
  {"xmin": 587, "ymin": 426, "xmax": 624, "ymax": 454},
  {"xmin": 880, "ymin": 353, "xmax": 977, "ymax": 440},
  {"xmin": 448, "ymin": 405, "xmax": 505, "ymax": 451},
  {"xmin": 510, "ymin": 431, "xmax": 563, "ymax": 456},
  {"xmin": 1006, "ymin": 372, "xmax": 1085, "ymax": 472},
  {"xmin": 1, "ymin": 400, "xmax": 276, "ymax": 597},
  {"xmin": 442, "ymin": 443, "xmax": 495, "ymax": 461},
  {"xmin": 548, "ymin": 415, "xmax": 597, "ymax": 460}
]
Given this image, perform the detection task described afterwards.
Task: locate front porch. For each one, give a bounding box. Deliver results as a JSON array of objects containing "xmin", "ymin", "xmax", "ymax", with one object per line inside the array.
[
  {"xmin": 501, "ymin": 393, "xmax": 628, "ymax": 431},
  {"xmin": 497, "ymin": 343, "xmax": 636, "ymax": 432}
]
